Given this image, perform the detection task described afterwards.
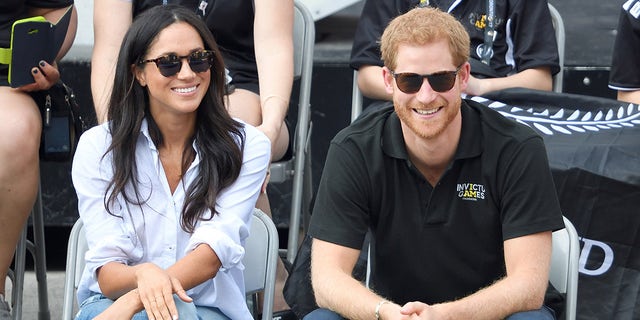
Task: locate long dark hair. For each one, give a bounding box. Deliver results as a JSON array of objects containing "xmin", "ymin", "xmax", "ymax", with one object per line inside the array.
[{"xmin": 104, "ymin": 5, "xmax": 244, "ymax": 233}]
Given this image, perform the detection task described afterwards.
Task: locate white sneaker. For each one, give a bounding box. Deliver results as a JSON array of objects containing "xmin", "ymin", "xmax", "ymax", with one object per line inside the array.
[{"xmin": 0, "ymin": 296, "xmax": 10, "ymax": 320}]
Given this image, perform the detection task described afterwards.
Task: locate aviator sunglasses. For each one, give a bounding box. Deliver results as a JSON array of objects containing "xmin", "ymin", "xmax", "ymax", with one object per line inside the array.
[
  {"xmin": 390, "ymin": 64, "xmax": 463, "ymax": 94},
  {"xmin": 139, "ymin": 50, "xmax": 214, "ymax": 77}
]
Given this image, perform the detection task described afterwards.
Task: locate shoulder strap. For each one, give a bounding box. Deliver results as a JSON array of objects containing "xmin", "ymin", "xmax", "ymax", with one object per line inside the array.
[{"xmin": 481, "ymin": 0, "xmax": 496, "ymax": 65}]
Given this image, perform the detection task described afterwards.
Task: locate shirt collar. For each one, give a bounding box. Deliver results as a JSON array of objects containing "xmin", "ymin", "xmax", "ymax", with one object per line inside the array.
[
  {"xmin": 138, "ymin": 118, "xmax": 201, "ymax": 167},
  {"xmin": 381, "ymin": 111, "xmax": 409, "ymax": 160},
  {"xmin": 455, "ymin": 101, "xmax": 483, "ymax": 160},
  {"xmin": 140, "ymin": 119, "xmax": 157, "ymax": 151}
]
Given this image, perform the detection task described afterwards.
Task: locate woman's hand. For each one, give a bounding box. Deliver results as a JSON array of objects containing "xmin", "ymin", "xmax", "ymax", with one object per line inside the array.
[
  {"xmin": 462, "ymin": 74, "xmax": 489, "ymax": 97},
  {"xmin": 135, "ymin": 263, "xmax": 192, "ymax": 320},
  {"xmin": 94, "ymin": 289, "xmax": 143, "ymax": 320},
  {"xmin": 18, "ymin": 60, "xmax": 60, "ymax": 92}
]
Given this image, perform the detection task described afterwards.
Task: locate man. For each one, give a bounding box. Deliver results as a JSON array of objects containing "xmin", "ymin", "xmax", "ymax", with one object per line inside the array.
[
  {"xmin": 307, "ymin": 7, "xmax": 565, "ymax": 320},
  {"xmin": 608, "ymin": 0, "xmax": 640, "ymax": 105},
  {"xmin": 351, "ymin": 0, "xmax": 560, "ymax": 102}
]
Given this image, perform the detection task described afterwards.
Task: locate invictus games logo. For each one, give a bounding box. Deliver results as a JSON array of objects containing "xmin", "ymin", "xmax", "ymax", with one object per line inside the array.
[
  {"xmin": 469, "ymin": 13, "xmax": 503, "ymax": 31},
  {"xmin": 457, "ymin": 183, "xmax": 486, "ymax": 201},
  {"xmin": 470, "ymin": 13, "xmax": 488, "ymax": 30}
]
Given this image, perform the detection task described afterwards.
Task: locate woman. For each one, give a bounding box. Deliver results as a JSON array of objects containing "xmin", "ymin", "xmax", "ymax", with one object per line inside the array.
[
  {"xmin": 72, "ymin": 5, "xmax": 270, "ymax": 319},
  {"xmin": 0, "ymin": 1, "xmax": 77, "ymax": 318},
  {"xmin": 92, "ymin": 3, "xmax": 294, "ymax": 311}
]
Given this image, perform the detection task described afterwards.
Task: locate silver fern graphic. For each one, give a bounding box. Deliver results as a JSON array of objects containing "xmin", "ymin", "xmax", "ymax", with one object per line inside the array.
[{"xmin": 471, "ymin": 96, "xmax": 640, "ymax": 135}]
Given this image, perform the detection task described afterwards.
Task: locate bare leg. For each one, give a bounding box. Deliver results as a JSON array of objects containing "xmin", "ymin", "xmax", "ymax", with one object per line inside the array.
[
  {"xmin": 227, "ymin": 89, "xmax": 291, "ymax": 312},
  {"xmin": 0, "ymin": 87, "xmax": 42, "ymax": 298}
]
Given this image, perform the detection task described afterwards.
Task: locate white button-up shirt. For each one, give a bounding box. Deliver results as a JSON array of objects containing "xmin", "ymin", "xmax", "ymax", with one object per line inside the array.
[{"xmin": 71, "ymin": 119, "xmax": 270, "ymax": 319}]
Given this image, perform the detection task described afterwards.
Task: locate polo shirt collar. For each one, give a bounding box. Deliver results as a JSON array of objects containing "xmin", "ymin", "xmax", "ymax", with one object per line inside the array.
[
  {"xmin": 381, "ymin": 111, "xmax": 409, "ymax": 160},
  {"xmin": 455, "ymin": 101, "xmax": 483, "ymax": 160},
  {"xmin": 381, "ymin": 101, "xmax": 483, "ymax": 161}
]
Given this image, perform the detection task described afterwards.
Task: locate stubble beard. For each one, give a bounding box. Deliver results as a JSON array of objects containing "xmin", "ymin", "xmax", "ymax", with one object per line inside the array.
[{"xmin": 394, "ymin": 97, "xmax": 460, "ymax": 140}]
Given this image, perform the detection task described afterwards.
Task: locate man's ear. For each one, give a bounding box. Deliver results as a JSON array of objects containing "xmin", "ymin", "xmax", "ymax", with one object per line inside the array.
[
  {"xmin": 132, "ymin": 64, "xmax": 146, "ymax": 87},
  {"xmin": 382, "ymin": 66, "xmax": 395, "ymax": 95},
  {"xmin": 458, "ymin": 61, "xmax": 471, "ymax": 91}
]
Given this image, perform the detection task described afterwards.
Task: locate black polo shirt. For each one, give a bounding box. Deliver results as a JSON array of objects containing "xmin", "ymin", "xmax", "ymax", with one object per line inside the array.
[
  {"xmin": 609, "ymin": 0, "xmax": 640, "ymax": 91},
  {"xmin": 309, "ymin": 100, "xmax": 564, "ymax": 305}
]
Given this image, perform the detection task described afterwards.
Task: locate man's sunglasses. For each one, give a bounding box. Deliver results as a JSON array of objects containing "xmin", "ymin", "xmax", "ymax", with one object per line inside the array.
[
  {"xmin": 390, "ymin": 65, "xmax": 463, "ymax": 94},
  {"xmin": 139, "ymin": 50, "xmax": 214, "ymax": 77}
]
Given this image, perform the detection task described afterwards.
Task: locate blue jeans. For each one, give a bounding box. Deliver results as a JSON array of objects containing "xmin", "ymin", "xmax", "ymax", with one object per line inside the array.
[
  {"xmin": 303, "ymin": 306, "xmax": 556, "ymax": 320},
  {"xmin": 75, "ymin": 293, "xmax": 230, "ymax": 320}
]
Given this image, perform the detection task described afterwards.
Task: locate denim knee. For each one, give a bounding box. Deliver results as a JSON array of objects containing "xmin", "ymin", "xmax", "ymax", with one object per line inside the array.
[
  {"xmin": 75, "ymin": 293, "xmax": 220, "ymax": 320},
  {"xmin": 76, "ymin": 294, "xmax": 149, "ymax": 320},
  {"xmin": 75, "ymin": 294, "xmax": 113, "ymax": 320},
  {"xmin": 194, "ymin": 305, "xmax": 231, "ymax": 320},
  {"xmin": 506, "ymin": 305, "xmax": 556, "ymax": 320},
  {"xmin": 174, "ymin": 296, "xmax": 198, "ymax": 319},
  {"xmin": 303, "ymin": 308, "xmax": 345, "ymax": 320}
]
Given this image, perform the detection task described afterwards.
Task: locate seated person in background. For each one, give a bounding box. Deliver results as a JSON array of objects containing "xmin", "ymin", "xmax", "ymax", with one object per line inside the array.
[
  {"xmin": 306, "ymin": 7, "xmax": 565, "ymax": 320},
  {"xmin": 608, "ymin": 0, "xmax": 640, "ymax": 105},
  {"xmin": 0, "ymin": 1, "xmax": 77, "ymax": 318},
  {"xmin": 351, "ymin": 0, "xmax": 560, "ymax": 104},
  {"xmin": 71, "ymin": 5, "xmax": 270, "ymax": 319}
]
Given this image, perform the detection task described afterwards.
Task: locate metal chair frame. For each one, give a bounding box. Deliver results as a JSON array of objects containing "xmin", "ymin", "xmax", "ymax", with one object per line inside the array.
[
  {"xmin": 269, "ymin": 0, "xmax": 315, "ymax": 263},
  {"xmin": 8, "ymin": 181, "xmax": 50, "ymax": 320},
  {"xmin": 548, "ymin": 3, "xmax": 565, "ymax": 93},
  {"xmin": 550, "ymin": 216, "xmax": 580, "ymax": 320}
]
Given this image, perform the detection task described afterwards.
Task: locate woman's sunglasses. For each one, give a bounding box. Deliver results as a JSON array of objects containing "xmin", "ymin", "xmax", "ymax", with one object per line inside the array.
[
  {"xmin": 139, "ymin": 50, "xmax": 214, "ymax": 77},
  {"xmin": 391, "ymin": 64, "xmax": 463, "ymax": 94}
]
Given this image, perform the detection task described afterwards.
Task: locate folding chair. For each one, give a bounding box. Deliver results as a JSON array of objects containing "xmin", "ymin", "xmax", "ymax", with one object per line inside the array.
[
  {"xmin": 268, "ymin": 0, "xmax": 315, "ymax": 263},
  {"xmin": 60, "ymin": 215, "xmax": 86, "ymax": 320},
  {"xmin": 7, "ymin": 181, "xmax": 50, "ymax": 320},
  {"xmin": 548, "ymin": 3, "xmax": 565, "ymax": 93},
  {"xmin": 351, "ymin": 70, "xmax": 364, "ymax": 123},
  {"xmin": 245, "ymin": 209, "xmax": 280, "ymax": 319},
  {"xmin": 550, "ymin": 215, "xmax": 580, "ymax": 320},
  {"xmin": 61, "ymin": 209, "xmax": 279, "ymax": 320}
]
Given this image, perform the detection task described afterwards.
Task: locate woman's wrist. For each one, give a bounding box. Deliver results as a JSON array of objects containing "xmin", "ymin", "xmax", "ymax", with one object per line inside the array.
[
  {"xmin": 94, "ymin": 289, "xmax": 142, "ymax": 320},
  {"xmin": 260, "ymin": 94, "xmax": 289, "ymax": 109},
  {"xmin": 260, "ymin": 94, "xmax": 289, "ymax": 121},
  {"xmin": 119, "ymin": 288, "xmax": 143, "ymax": 313}
]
